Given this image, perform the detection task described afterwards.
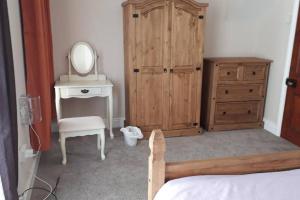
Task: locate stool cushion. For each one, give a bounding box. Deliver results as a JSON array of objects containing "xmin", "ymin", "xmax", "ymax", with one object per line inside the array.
[{"xmin": 58, "ymin": 116, "xmax": 105, "ymax": 132}]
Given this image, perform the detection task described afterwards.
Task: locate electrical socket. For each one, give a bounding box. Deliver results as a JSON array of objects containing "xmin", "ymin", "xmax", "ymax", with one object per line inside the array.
[
  {"xmin": 19, "ymin": 144, "xmax": 37, "ymax": 163},
  {"xmin": 25, "ymin": 149, "xmax": 37, "ymax": 158}
]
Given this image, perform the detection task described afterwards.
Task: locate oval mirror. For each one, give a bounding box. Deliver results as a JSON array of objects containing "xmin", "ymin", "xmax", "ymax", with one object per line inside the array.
[{"xmin": 70, "ymin": 42, "xmax": 95, "ymax": 74}]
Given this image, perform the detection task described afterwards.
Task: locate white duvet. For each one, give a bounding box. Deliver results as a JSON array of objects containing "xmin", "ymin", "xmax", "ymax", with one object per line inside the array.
[{"xmin": 154, "ymin": 169, "xmax": 300, "ymax": 200}]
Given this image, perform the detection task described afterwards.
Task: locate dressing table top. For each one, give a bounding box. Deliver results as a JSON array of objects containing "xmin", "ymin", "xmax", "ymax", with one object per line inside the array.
[
  {"xmin": 54, "ymin": 74, "xmax": 113, "ymax": 88},
  {"xmin": 55, "ymin": 79, "xmax": 113, "ymax": 88}
]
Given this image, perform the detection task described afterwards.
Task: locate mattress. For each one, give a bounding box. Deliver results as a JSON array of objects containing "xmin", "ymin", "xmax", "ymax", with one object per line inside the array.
[{"xmin": 154, "ymin": 169, "xmax": 300, "ymax": 200}]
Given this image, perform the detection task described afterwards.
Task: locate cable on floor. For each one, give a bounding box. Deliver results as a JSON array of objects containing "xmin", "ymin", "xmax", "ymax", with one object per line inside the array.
[{"xmin": 18, "ymin": 125, "xmax": 59, "ymax": 200}]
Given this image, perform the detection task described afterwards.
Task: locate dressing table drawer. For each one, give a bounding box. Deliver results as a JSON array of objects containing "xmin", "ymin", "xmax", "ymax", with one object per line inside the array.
[{"xmin": 60, "ymin": 87, "xmax": 102, "ymax": 98}]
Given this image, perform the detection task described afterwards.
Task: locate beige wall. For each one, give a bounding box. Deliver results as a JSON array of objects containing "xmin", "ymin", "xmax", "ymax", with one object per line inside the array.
[
  {"xmin": 203, "ymin": 0, "xmax": 298, "ymax": 135},
  {"xmin": 50, "ymin": 0, "xmax": 125, "ymax": 123},
  {"xmin": 50, "ymin": 0, "xmax": 298, "ymax": 134},
  {"xmin": 7, "ymin": 0, "xmax": 40, "ymax": 197}
]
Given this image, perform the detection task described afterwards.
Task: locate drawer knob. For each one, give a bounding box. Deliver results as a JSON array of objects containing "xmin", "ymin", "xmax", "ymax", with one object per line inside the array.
[
  {"xmin": 249, "ymin": 89, "xmax": 253, "ymax": 93},
  {"xmin": 227, "ymin": 72, "xmax": 231, "ymax": 75},
  {"xmin": 81, "ymin": 89, "xmax": 89, "ymax": 94},
  {"xmin": 252, "ymin": 71, "xmax": 256, "ymax": 75},
  {"xmin": 225, "ymin": 90, "xmax": 229, "ymax": 94},
  {"xmin": 222, "ymin": 111, "xmax": 227, "ymax": 115},
  {"xmin": 248, "ymin": 110, "xmax": 251, "ymax": 114}
]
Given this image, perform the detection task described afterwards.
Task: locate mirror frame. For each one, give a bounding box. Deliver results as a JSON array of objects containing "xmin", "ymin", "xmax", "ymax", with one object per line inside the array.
[{"xmin": 70, "ymin": 41, "xmax": 95, "ymax": 75}]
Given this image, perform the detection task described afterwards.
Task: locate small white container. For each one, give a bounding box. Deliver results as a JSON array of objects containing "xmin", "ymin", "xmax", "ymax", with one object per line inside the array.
[{"xmin": 120, "ymin": 126, "xmax": 143, "ymax": 146}]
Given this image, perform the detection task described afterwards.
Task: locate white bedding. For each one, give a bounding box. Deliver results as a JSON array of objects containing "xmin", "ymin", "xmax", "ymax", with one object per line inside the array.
[{"xmin": 154, "ymin": 169, "xmax": 300, "ymax": 200}]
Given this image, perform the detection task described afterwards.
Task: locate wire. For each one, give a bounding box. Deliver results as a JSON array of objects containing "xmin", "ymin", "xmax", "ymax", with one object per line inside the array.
[
  {"xmin": 24, "ymin": 125, "xmax": 54, "ymax": 200},
  {"xmin": 34, "ymin": 175, "xmax": 53, "ymax": 200},
  {"xmin": 52, "ymin": 177, "xmax": 60, "ymax": 194},
  {"xmin": 18, "ymin": 187, "xmax": 57, "ymax": 200},
  {"xmin": 30, "ymin": 124, "xmax": 41, "ymax": 152}
]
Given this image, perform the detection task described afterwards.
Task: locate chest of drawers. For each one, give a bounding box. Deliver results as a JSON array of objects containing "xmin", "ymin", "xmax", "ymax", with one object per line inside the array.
[{"xmin": 201, "ymin": 57, "xmax": 272, "ymax": 131}]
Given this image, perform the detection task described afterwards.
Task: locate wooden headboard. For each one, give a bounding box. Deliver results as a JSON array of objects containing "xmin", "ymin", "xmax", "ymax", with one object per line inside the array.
[{"xmin": 148, "ymin": 129, "xmax": 300, "ymax": 200}]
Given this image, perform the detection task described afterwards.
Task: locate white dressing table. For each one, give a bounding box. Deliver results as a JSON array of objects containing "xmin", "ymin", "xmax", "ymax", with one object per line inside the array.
[
  {"xmin": 55, "ymin": 42, "xmax": 112, "ymax": 165},
  {"xmin": 54, "ymin": 74, "xmax": 114, "ymax": 139}
]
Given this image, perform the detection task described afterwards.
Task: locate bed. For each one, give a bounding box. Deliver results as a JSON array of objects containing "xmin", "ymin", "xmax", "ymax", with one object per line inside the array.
[{"xmin": 148, "ymin": 129, "xmax": 300, "ymax": 200}]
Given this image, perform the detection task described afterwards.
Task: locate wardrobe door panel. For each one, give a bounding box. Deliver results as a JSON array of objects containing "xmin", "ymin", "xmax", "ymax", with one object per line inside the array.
[
  {"xmin": 169, "ymin": 1, "xmax": 204, "ymax": 129},
  {"xmin": 135, "ymin": 2, "xmax": 169, "ymax": 131},
  {"xmin": 169, "ymin": 69, "xmax": 196, "ymax": 129},
  {"xmin": 172, "ymin": 9, "xmax": 196, "ymax": 67}
]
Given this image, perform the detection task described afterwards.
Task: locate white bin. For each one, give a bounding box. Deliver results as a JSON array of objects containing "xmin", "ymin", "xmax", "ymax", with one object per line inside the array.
[{"xmin": 120, "ymin": 126, "xmax": 143, "ymax": 147}]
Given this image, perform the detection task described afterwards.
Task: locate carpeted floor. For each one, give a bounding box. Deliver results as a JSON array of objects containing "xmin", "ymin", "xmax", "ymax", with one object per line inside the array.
[{"xmin": 31, "ymin": 129, "xmax": 298, "ymax": 200}]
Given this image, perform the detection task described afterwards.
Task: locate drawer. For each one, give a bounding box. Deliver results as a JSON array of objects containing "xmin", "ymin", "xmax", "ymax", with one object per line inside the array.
[
  {"xmin": 60, "ymin": 87, "xmax": 102, "ymax": 97},
  {"xmin": 216, "ymin": 84, "xmax": 264, "ymax": 101},
  {"xmin": 243, "ymin": 65, "xmax": 266, "ymax": 81},
  {"xmin": 218, "ymin": 65, "xmax": 239, "ymax": 81},
  {"xmin": 214, "ymin": 101, "xmax": 261, "ymax": 124}
]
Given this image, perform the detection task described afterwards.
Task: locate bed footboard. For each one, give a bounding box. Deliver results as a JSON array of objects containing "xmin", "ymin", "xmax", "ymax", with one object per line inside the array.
[
  {"xmin": 148, "ymin": 129, "xmax": 166, "ymax": 200},
  {"xmin": 148, "ymin": 129, "xmax": 300, "ymax": 200}
]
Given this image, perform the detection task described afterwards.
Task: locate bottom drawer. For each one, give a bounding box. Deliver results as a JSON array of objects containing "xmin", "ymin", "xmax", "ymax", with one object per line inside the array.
[{"xmin": 214, "ymin": 101, "xmax": 261, "ymax": 124}]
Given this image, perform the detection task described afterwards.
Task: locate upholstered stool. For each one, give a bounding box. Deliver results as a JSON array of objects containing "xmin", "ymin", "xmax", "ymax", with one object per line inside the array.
[{"xmin": 58, "ymin": 116, "xmax": 106, "ymax": 165}]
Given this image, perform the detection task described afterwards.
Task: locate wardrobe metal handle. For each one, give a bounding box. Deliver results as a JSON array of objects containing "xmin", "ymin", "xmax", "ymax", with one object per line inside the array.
[{"xmin": 164, "ymin": 68, "xmax": 167, "ymax": 73}]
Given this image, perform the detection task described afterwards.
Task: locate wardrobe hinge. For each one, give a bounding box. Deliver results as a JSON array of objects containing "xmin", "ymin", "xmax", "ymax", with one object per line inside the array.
[
  {"xmin": 133, "ymin": 14, "xmax": 139, "ymax": 18},
  {"xmin": 133, "ymin": 68, "xmax": 140, "ymax": 73},
  {"xmin": 199, "ymin": 15, "xmax": 204, "ymax": 19}
]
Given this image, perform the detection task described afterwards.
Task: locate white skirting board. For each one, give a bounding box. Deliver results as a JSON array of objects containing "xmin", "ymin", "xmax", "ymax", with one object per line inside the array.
[
  {"xmin": 19, "ymin": 153, "xmax": 41, "ymax": 200},
  {"xmin": 264, "ymin": 118, "xmax": 281, "ymax": 137}
]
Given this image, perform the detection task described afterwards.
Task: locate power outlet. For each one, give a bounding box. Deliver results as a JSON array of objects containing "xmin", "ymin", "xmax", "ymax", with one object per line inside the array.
[{"xmin": 19, "ymin": 144, "xmax": 38, "ymax": 163}]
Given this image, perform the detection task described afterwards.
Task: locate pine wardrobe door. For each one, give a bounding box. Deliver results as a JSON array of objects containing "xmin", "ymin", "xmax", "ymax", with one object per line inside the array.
[
  {"xmin": 169, "ymin": 0, "xmax": 205, "ymax": 130},
  {"xmin": 134, "ymin": 1, "xmax": 170, "ymax": 132}
]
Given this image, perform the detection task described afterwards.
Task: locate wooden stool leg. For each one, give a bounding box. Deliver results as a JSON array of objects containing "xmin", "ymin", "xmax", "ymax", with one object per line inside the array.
[
  {"xmin": 60, "ymin": 135, "xmax": 67, "ymax": 165},
  {"xmin": 97, "ymin": 134, "xmax": 101, "ymax": 150},
  {"xmin": 100, "ymin": 129, "xmax": 106, "ymax": 160}
]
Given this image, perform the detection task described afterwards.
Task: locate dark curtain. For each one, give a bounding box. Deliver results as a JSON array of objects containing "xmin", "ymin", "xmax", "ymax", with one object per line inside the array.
[
  {"xmin": 0, "ymin": 0, "xmax": 19, "ymax": 199},
  {"xmin": 20, "ymin": 0, "xmax": 54, "ymax": 151}
]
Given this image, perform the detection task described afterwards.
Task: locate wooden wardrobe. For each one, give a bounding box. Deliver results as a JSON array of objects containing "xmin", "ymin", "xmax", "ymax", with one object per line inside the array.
[{"xmin": 122, "ymin": 0, "xmax": 208, "ymax": 138}]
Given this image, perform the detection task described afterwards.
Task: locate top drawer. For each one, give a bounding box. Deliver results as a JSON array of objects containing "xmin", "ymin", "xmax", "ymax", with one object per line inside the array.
[
  {"xmin": 60, "ymin": 87, "xmax": 102, "ymax": 98},
  {"xmin": 218, "ymin": 64, "xmax": 239, "ymax": 81},
  {"xmin": 244, "ymin": 65, "xmax": 266, "ymax": 81},
  {"xmin": 217, "ymin": 64, "xmax": 267, "ymax": 82}
]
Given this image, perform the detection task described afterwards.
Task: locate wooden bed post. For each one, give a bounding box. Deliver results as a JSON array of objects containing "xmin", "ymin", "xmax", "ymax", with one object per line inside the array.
[{"xmin": 148, "ymin": 130, "xmax": 166, "ymax": 200}]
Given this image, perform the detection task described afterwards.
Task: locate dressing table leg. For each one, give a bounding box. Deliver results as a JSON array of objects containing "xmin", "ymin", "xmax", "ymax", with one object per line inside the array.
[
  {"xmin": 60, "ymin": 135, "xmax": 67, "ymax": 165},
  {"xmin": 108, "ymin": 94, "xmax": 114, "ymax": 139},
  {"xmin": 100, "ymin": 130, "xmax": 106, "ymax": 160}
]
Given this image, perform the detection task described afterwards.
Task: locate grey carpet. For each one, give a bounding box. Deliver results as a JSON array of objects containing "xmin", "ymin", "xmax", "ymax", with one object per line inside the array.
[{"xmin": 30, "ymin": 129, "xmax": 298, "ymax": 200}]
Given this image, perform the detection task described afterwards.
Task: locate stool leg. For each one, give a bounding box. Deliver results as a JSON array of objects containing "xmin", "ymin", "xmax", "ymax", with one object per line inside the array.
[
  {"xmin": 97, "ymin": 134, "xmax": 101, "ymax": 150},
  {"xmin": 60, "ymin": 135, "xmax": 67, "ymax": 165},
  {"xmin": 100, "ymin": 130, "xmax": 106, "ymax": 160}
]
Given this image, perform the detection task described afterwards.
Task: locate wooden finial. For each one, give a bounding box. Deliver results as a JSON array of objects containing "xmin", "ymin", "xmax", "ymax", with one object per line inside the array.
[{"xmin": 148, "ymin": 129, "xmax": 166, "ymax": 200}]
